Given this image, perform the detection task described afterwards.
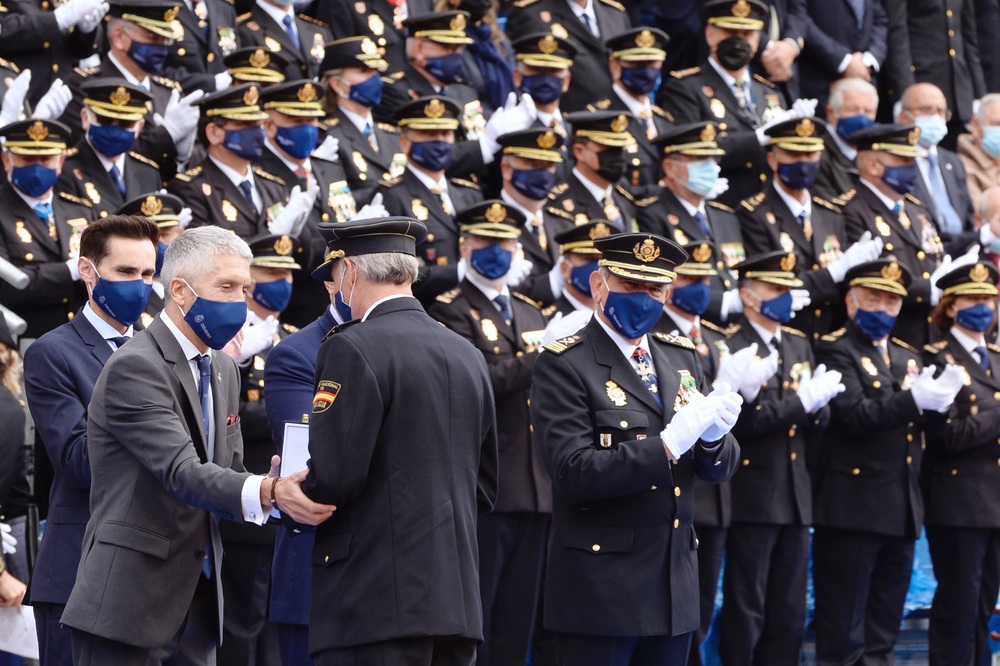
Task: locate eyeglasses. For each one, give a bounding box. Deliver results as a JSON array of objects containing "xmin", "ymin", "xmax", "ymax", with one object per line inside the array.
[{"xmin": 904, "ymin": 105, "xmax": 952, "ymax": 121}]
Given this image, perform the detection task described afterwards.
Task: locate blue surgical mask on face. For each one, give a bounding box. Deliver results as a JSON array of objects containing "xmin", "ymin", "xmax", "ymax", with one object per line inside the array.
[
  {"xmin": 955, "ymin": 303, "xmax": 995, "ymax": 332},
  {"xmin": 346, "ymin": 73, "xmax": 383, "ymax": 107},
  {"xmin": 520, "ymin": 73, "xmax": 563, "ymax": 105},
  {"xmin": 854, "ymin": 308, "xmax": 897, "ymax": 340},
  {"xmin": 11, "ymin": 163, "xmax": 59, "ymax": 197},
  {"xmin": 275, "ymin": 124, "xmax": 319, "ymax": 160},
  {"xmin": 511, "ymin": 167, "xmax": 557, "ymax": 200},
  {"xmin": 620, "ymin": 66, "xmax": 661, "ymax": 96},
  {"xmin": 836, "ymin": 114, "xmax": 875, "ymax": 142},
  {"xmin": 983, "ymin": 127, "xmax": 1000, "ymax": 159},
  {"xmin": 470, "ymin": 242, "xmax": 513, "ymax": 280},
  {"xmin": 253, "ymin": 278, "xmax": 292, "ymax": 312},
  {"xmin": 424, "ymin": 54, "xmax": 464, "ymax": 84},
  {"xmin": 155, "ymin": 241, "xmax": 167, "ymax": 278},
  {"xmin": 88, "ymin": 123, "xmax": 137, "ymax": 158},
  {"xmin": 409, "ymin": 139, "xmax": 453, "ymax": 172},
  {"xmin": 881, "ymin": 163, "xmax": 919, "ymax": 195},
  {"xmin": 224, "ymin": 125, "xmax": 266, "ymax": 161},
  {"xmin": 755, "ymin": 289, "xmax": 793, "ymax": 324},
  {"xmin": 180, "ymin": 279, "xmax": 248, "ymax": 350},
  {"xmin": 777, "ymin": 161, "xmax": 819, "ymax": 190},
  {"xmin": 88, "ymin": 259, "xmax": 152, "ymax": 326},
  {"xmin": 334, "ymin": 290, "xmax": 353, "ymax": 322},
  {"xmin": 601, "ymin": 276, "xmax": 663, "ymax": 339},
  {"xmin": 670, "ymin": 280, "xmax": 711, "ymax": 316},
  {"xmin": 914, "ymin": 115, "xmax": 948, "ymax": 147},
  {"xmin": 128, "ymin": 40, "xmax": 169, "ymax": 74},
  {"xmin": 681, "ymin": 159, "xmax": 721, "ymax": 197},
  {"xmin": 569, "ymin": 260, "xmax": 598, "ymax": 297}
]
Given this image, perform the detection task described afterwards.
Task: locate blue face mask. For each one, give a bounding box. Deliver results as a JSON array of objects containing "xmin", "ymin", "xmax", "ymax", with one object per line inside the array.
[
  {"xmin": 777, "ymin": 161, "xmax": 819, "ymax": 190},
  {"xmin": 224, "ymin": 125, "xmax": 266, "ymax": 161},
  {"xmin": 983, "ymin": 127, "xmax": 1000, "ymax": 159},
  {"xmin": 914, "ymin": 115, "xmax": 948, "ymax": 147},
  {"xmin": 334, "ymin": 290, "xmax": 353, "ymax": 322},
  {"xmin": 520, "ymin": 73, "xmax": 564, "ymax": 105},
  {"xmin": 853, "ymin": 307, "xmax": 897, "ymax": 340},
  {"xmin": 180, "ymin": 279, "xmax": 248, "ymax": 350},
  {"xmin": 275, "ymin": 124, "xmax": 319, "ymax": 160},
  {"xmin": 955, "ymin": 303, "xmax": 995, "ymax": 332},
  {"xmin": 470, "ymin": 242, "xmax": 513, "ymax": 280},
  {"xmin": 881, "ymin": 163, "xmax": 919, "ymax": 195},
  {"xmin": 681, "ymin": 159, "xmax": 721, "ymax": 197},
  {"xmin": 88, "ymin": 259, "xmax": 152, "ymax": 326},
  {"xmin": 511, "ymin": 167, "xmax": 557, "ymax": 200},
  {"xmin": 620, "ymin": 66, "xmax": 661, "ymax": 96},
  {"xmin": 409, "ymin": 139, "xmax": 453, "ymax": 172},
  {"xmin": 836, "ymin": 114, "xmax": 875, "ymax": 142},
  {"xmin": 602, "ymin": 276, "xmax": 663, "ymax": 339},
  {"xmin": 128, "ymin": 41, "xmax": 169, "ymax": 74},
  {"xmin": 11, "ymin": 163, "xmax": 59, "ymax": 197},
  {"xmin": 154, "ymin": 241, "xmax": 167, "ymax": 278},
  {"xmin": 253, "ymin": 278, "xmax": 293, "ymax": 313},
  {"xmin": 347, "ymin": 73, "xmax": 383, "ymax": 107},
  {"xmin": 569, "ymin": 260, "xmax": 598, "ymax": 297},
  {"xmin": 670, "ymin": 280, "xmax": 711, "ymax": 316},
  {"xmin": 756, "ymin": 289, "xmax": 793, "ymax": 324},
  {"xmin": 424, "ymin": 54, "xmax": 464, "ymax": 84},
  {"xmin": 88, "ymin": 123, "xmax": 137, "ymax": 158}
]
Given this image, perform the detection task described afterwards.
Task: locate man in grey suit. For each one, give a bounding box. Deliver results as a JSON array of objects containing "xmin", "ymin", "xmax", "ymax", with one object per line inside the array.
[{"xmin": 61, "ymin": 226, "xmax": 335, "ymax": 666}]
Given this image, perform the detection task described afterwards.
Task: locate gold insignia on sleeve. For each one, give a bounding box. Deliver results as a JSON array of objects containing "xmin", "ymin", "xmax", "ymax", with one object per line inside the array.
[
  {"xmin": 141, "ymin": 195, "xmax": 163, "ymax": 216},
  {"xmin": 606, "ymin": 380, "xmax": 627, "ymax": 406},
  {"xmin": 481, "ymin": 318, "xmax": 499, "ymax": 341},
  {"xmin": 311, "ymin": 380, "xmax": 341, "ymax": 413},
  {"xmin": 634, "ymin": 238, "xmax": 660, "ymax": 263},
  {"xmin": 222, "ymin": 199, "xmax": 238, "ymax": 222}
]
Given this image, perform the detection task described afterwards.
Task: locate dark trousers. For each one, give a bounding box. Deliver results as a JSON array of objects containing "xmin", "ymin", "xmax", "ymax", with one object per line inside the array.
[
  {"xmin": 687, "ymin": 525, "xmax": 726, "ymax": 666},
  {"xmin": 314, "ymin": 637, "xmax": 477, "ymax": 666},
  {"xmin": 718, "ymin": 523, "xmax": 809, "ymax": 666},
  {"xmin": 34, "ymin": 601, "xmax": 73, "ymax": 666},
  {"xmin": 554, "ymin": 632, "xmax": 692, "ymax": 666},
  {"xmin": 476, "ymin": 511, "xmax": 548, "ymax": 666},
  {"xmin": 926, "ymin": 525, "xmax": 1000, "ymax": 666},
  {"xmin": 812, "ymin": 527, "xmax": 914, "ymax": 666},
  {"xmin": 218, "ymin": 522, "xmax": 279, "ymax": 666},
  {"xmin": 71, "ymin": 574, "xmax": 217, "ymax": 666},
  {"xmin": 275, "ymin": 623, "xmax": 313, "ymax": 666}
]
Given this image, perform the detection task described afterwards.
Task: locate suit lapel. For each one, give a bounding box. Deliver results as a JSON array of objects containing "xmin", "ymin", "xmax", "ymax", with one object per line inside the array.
[
  {"xmin": 211, "ymin": 350, "xmax": 228, "ymax": 463},
  {"xmin": 463, "ymin": 281, "xmax": 517, "ymax": 344},
  {"xmin": 335, "ymin": 110, "xmax": 387, "ymax": 168},
  {"xmin": 149, "ymin": 317, "xmax": 210, "ymax": 461},
  {"xmin": 71, "ymin": 312, "xmax": 115, "ymax": 366},
  {"xmin": 256, "ymin": 8, "xmax": 303, "ymax": 63},
  {"xmin": 949, "ymin": 334, "xmax": 1000, "ymax": 389}
]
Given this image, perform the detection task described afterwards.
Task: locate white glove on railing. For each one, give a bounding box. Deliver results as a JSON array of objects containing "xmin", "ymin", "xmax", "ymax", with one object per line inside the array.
[
  {"xmin": 795, "ymin": 364, "xmax": 845, "ymax": 413},
  {"xmin": 827, "ymin": 230, "xmax": 884, "ymax": 283},
  {"xmin": 351, "ymin": 192, "xmax": 388, "ymax": 221},
  {"xmin": 154, "ymin": 89, "xmax": 204, "ymax": 160},
  {"xmin": 0, "ymin": 70, "xmax": 30, "ymax": 126},
  {"xmin": 238, "ymin": 317, "xmax": 279, "ymax": 363},
  {"xmin": 32, "ymin": 79, "xmax": 72, "ymax": 120},
  {"xmin": 540, "ymin": 309, "xmax": 592, "ymax": 346}
]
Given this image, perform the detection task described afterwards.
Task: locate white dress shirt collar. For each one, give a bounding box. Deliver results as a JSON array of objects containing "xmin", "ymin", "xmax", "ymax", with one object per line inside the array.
[
  {"xmin": 773, "ymin": 180, "xmax": 812, "ymax": 219},
  {"xmin": 108, "ymin": 52, "xmax": 151, "ymax": 90},
  {"xmin": 572, "ymin": 166, "xmax": 612, "ymax": 203},
  {"xmin": 82, "ymin": 301, "xmax": 134, "ymax": 344},
  {"xmin": 860, "ymin": 178, "xmax": 903, "ymax": 212}
]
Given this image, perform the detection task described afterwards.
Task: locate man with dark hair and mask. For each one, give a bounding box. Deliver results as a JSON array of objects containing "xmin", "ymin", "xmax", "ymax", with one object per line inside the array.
[
  {"xmin": 236, "ymin": 0, "xmax": 332, "ymax": 82},
  {"xmin": 740, "ymin": 116, "xmax": 883, "ymax": 341},
  {"xmin": 58, "ymin": 80, "xmax": 164, "ymax": 219}
]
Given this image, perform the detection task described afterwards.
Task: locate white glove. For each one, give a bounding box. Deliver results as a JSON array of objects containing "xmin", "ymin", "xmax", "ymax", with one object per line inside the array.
[
  {"xmin": 791, "ymin": 288, "xmax": 811, "ymax": 312},
  {"xmin": 506, "ymin": 249, "xmax": 533, "ymax": 288},
  {"xmin": 929, "ymin": 254, "xmax": 953, "ymax": 306},
  {"xmin": 457, "ymin": 258, "xmax": 467, "ymax": 283},
  {"xmin": 540, "ymin": 308, "xmax": 591, "ymax": 346},
  {"xmin": 178, "ymin": 207, "xmax": 193, "ymax": 229},
  {"xmin": 705, "ymin": 176, "xmax": 729, "ymax": 201},
  {"xmin": 0, "ymin": 70, "xmax": 30, "ymax": 126},
  {"xmin": 796, "ymin": 364, "xmax": 845, "ymax": 413},
  {"xmin": 53, "ymin": 0, "xmax": 104, "ymax": 31},
  {"xmin": 0, "ymin": 523, "xmax": 16, "ymax": 556},
  {"xmin": 714, "ymin": 343, "xmax": 759, "ymax": 391},
  {"xmin": 787, "ymin": 98, "xmax": 819, "ymax": 120},
  {"xmin": 934, "ymin": 364, "xmax": 966, "ymax": 405},
  {"xmin": 238, "ymin": 316, "xmax": 278, "ymax": 363},
  {"xmin": 827, "ymin": 230, "xmax": 884, "ymax": 282},
  {"xmin": 721, "ymin": 288, "xmax": 743, "ymax": 317},
  {"xmin": 755, "ymin": 114, "xmax": 791, "ymax": 146},
  {"xmin": 312, "ymin": 134, "xmax": 340, "ymax": 162},
  {"xmin": 910, "ymin": 365, "xmax": 956, "ymax": 412},
  {"xmin": 350, "ymin": 192, "xmax": 388, "ymax": 221},
  {"xmin": 214, "ymin": 71, "xmax": 233, "ymax": 92},
  {"xmin": 739, "ymin": 348, "xmax": 779, "ymax": 402},
  {"xmin": 700, "ymin": 382, "xmax": 744, "ymax": 442},
  {"xmin": 76, "ymin": 0, "xmax": 109, "ymax": 33},
  {"xmin": 32, "ymin": 79, "xmax": 72, "ymax": 120},
  {"xmin": 482, "ymin": 91, "xmax": 536, "ymax": 155},
  {"xmin": 154, "ymin": 89, "xmax": 204, "ymax": 160},
  {"xmin": 662, "ymin": 383, "xmax": 743, "ymax": 457},
  {"xmin": 548, "ymin": 257, "xmax": 566, "ymax": 299},
  {"xmin": 980, "ymin": 223, "xmax": 997, "ymax": 249},
  {"xmin": 268, "ymin": 184, "xmax": 315, "ymax": 236},
  {"xmin": 65, "ymin": 258, "xmax": 81, "ymax": 281}
]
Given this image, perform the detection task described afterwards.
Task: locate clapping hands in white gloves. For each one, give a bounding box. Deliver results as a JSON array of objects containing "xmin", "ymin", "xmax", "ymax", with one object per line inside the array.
[
  {"xmin": 54, "ymin": 0, "xmax": 107, "ymax": 31},
  {"xmin": 548, "ymin": 258, "xmax": 566, "ymax": 300},
  {"xmin": 740, "ymin": 348, "xmax": 780, "ymax": 402},
  {"xmin": 0, "ymin": 70, "xmax": 30, "ymax": 126},
  {"xmin": 33, "ymin": 79, "xmax": 72, "ymax": 121},
  {"xmin": 910, "ymin": 364, "xmax": 964, "ymax": 412},
  {"xmin": 540, "ymin": 309, "xmax": 592, "ymax": 346},
  {"xmin": 714, "ymin": 344, "xmax": 758, "ymax": 392},
  {"xmin": 238, "ymin": 316, "xmax": 279, "ymax": 364},
  {"xmin": 827, "ymin": 231, "xmax": 884, "ymax": 283},
  {"xmin": 796, "ymin": 364, "xmax": 845, "ymax": 413},
  {"xmin": 930, "ymin": 247, "xmax": 979, "ymax": 305},
  {"xmin": 351, "ymin": 192, "xmax": 388, "ymax": 221},
  {"xmin": 790, "ymin": 288, "xmax": 811, "ymax": 313},
  {"xmin": 661, "ymin": 382, "xmax": 743, "ymax": 458},
  {"xmin": 482, "ymin": 92, "xmax": 537, "ymax": 156},
  {"xmin": 506, "ymin": 245, "xmax": 533, "ymax": 288},
  {"xmin": 705, "ymin": 176, "xmax": 730, "ymax": 201},
  {"xmin": 312, "ymin": 134, "xmax": 340, "ymax": 162},
  {"xmin": 269, "ymin": 183, "xmax": 319, "ymax": 236},
  {"xmin": 155, "ymin": 89, "xmax": 204, "ymax": 160}
]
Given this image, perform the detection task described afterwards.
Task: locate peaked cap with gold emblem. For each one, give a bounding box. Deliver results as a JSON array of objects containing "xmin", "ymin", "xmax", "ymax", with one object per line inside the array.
[
  {"xmin": 224, "ymin": 47, "xmax": 291, "ymax": 84},
  {"xmin": 554, "ymin": 220, "xmax": 615, "ymax": 256},
  {"xmin": 247, "ymin": 233, "xmax": 303, "ymax": 269},
  {"xmin": 497, "ymin": 128, "xmax": 565, "ymax": 163},
  {"xmin": 565, "ymin": 110, "xmax": 636, "ymax": 147},
  {"xmin": 396, "ymin": 95, "xmax": 462, "ymax": 131},
  {"xmin": 107, "ymin": 0, "xmax": 183, "ymax": 40},
  {"xmin": 654, "ymin": 121, "xmax": 725, "ymax": 156},
  {"xmin": 935, "ymin": 260, "xmax": 1000, "ymax": 297},
  {"xmin": 402, "ymin": 11, "xmax": 474, "ymax": 44},
  {"xmin": 512, "ymin": 31, "xmax": 577, "ymax": 69},
  {"xmin": 81, "ymin": 78, "xmax": 152, "ymax": 121},
  {"xmin": 312, "ymin": 217, "xmax": 428, "ymax": 279},
  {"xmin": 116, "ymin": 192, "xmax": 185, "ymax": 228},
  {"xmin": 845, "ymin": 258, "xmax": 913, "ymax": 296},
  {"xmin": 851, "ymin": 123, "xmax": 922, "ymax": 158},
  {"xmin": 195, "ymin": 82, "xmax": 268, "ymax": 121},
  {"xmin": 594, "ymin": 232, "xmax": 687, "ymax": 284},
  {"xmin": 704, "ymin": 0, "xmax": 767, "ymax": 30},
  {"xmin": 320, "ymin": 35, "xmax": 390, "ymax": 72},
  {"xmin": 605, "ymin": 27, "xmax": 668, "ymax": 62},
  {"xmin": 675, "ymin": 240, "xmax": 719, "ymax": 276},
  {"xmin": 0, "ymin": 119, "xmax": 70, "ymax": 155},
  {"xmin": 457, "ymin": 200, "xmax": 527, "ymax": 239},
  {"xmin": 260, "ymin": 80, "xmax": 325, "ymax": 117},
  {"xmin": 735, "ymin": 250, "xmax": 804, "ymax": 287},
  {"xmin": 764, "ymin": 116, "xmax": 826, "ymax": 152}
]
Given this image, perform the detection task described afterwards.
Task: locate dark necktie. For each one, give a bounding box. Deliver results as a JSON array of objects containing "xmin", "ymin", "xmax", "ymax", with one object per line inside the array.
[
  {"xmin": 110, "ymin": 164, "xmax": 126, "ymax": 197},
  {"xmin": 632, "ymin": 347, "xmax": 662, "ymax": 409},
  {"xmin": 238, "ymin": 180, "xmax": 257, "ymax": 215},
  {"xmin": 694, "ymin": 210, "xmax": 712, "ymax": 238},
  {"xmin": 975, "ymin": 345, "xmax": 991, "ymax": 374},
  {"xmin": 580, "ymin": 12, "xmax": 597, "ymax": 36},
  {"xmin": 110, "ymin": 336, "xmax": 130, "ymax": 349},
  {"xmin": 282, "ymin": 15, "xmax": 301, "ymax": 51},
  {"xmin": 926, "ymin": 152, "xmax": 963, "ymax": 234},
  {"xmin": 847, "ymin": 0, "xmax": 865, "ymax": 31},
  {"xmin": 494, "ymin": 294, "xmax": 511, "ymax": 322},
  {"xmin": 197, "ymin": 354, "xmax": 213, "ymax": 447}
]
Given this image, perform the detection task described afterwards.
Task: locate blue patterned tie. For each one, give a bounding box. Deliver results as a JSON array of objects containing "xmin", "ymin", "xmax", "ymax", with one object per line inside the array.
[
  {"xmin": 975, "ymin": 346, "xmax": 991, "ymax": 374},
  {"xmin": 494, "ymin": 294, "xmax": 511, "ymax": 321},
  {"xmin": 694, "ymin": 210, "xmax": 712, "ymax": 238},
  {"xmin": 633, "ymin": 347, "xmax": 662, "ymax": 408},
  {"xmin": 110, "ymin": 164, "xmax": 126, "ymax": 197},
  {"xmin": 34, "ymin": 202, "xmax": 53, "ymax": 221},
  {"xmin": 196, "ymin": 353, "xmax": 213, "ymax": 578},
  {"xmin": 238, "ymin": 180, "xmax": 257, "ymax": 215},
  {"xmin": 282, "ymin": 15, "xmax": 301, "ymax": 50}
]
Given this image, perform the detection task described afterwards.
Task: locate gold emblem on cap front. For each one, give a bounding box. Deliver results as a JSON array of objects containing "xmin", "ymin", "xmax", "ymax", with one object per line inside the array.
[
  {"xmin": 450, "ymin": 14, "xmax": 466, "ymax": 31},
  {"xmin": 27, "ymin": 121, "xmax": 49, "ymax": 142},
  {"xmin": 611, "ymin": 114, "xmax": 628, "ymax": 133},
  {"xmin": 881, "ymin": 262, "xmax": 902, "ymax": 282},
  {"xmin": 780, "ymin": 253, "xmax": 796, "ymax": 272},
  {"xmin": 908, "ymin": 128, "xmax": 920, "ymax": 145},
  {"xmin": 538, "ymin": 35, "xmax": 558, "ymax": 54},
  {"xmin": 590, "ymin": 223, "xmax": 611, "ymax": 239},
  {"xmin": 634, "ymin": 238, "xmax": 661, "ymax": 263},
  {"xmin": 970, "ymin": 263, "xmax": 990, "ymax": 282},
  {"xmin": 249, "ymin": 48, "xmax": 270, "ymax": 68},
  {"xmin": 141, "ymin": 195, "xmax": 163, "ymax": 216},
  {"xmin": 485, "ymin": 203, "xmax": 506, "ymax": 223},
  {"xmin": 635, "ymin": 30, "xmax": 655, "ymax": 48},
  {"xmin": 164, "ymin": 6, "xmax": 180, "ymax": 22},
  {"xmin": 361, "ymin": 37, "xmax": 377, "ymax": 54},
  {"xmin": 795, "ymin": 118, "xmax": 815, "ymax": 137},
  {"xmin": 537, "ymin": 130, "xmax": 557, "ymax": 149},
  {"xmin": 109, "ymin": 86, "xmax": 131, "ymax": 107},
  {"xmin": 244, "ymin": 85, "xmax": 260, "ymax": 106},
  {"xmin": 700, "ymin": 124, "xmax": 717, "ymax": 142},
  {"xmin": 274, "ymin": 235, "xmax": 294, "ymax": 256},
  {"xmin": 297, "ymin": 83, "xmax": 317, "ymax": 102},
  {"xmin": 425, "ymin": 98, "xmax": 445, "ymax": 118},
  {"xmin": 692, "ymin": 244, "xmax": 712, "ymax": 263},
  {"xmin": 732, "ymin": 0, "xmax": 751, "ymax": 18}
]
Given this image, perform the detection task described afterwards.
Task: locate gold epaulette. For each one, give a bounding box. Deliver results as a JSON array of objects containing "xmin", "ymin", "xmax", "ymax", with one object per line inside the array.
[
  {"xmin": 812, "ymin": 195, "xmax": 841, "ymax": 213},
  {"xmin": 64, "ymin": 147, "xmax": 80, "ymax": 158},
  {"xmin": 752, "ymin": 73, "xmax": 775, "ymax": 89},
  {"xmin": 281, "ymin": 323, "xmax": 300, "ymax": 333},
  {"xmin": 323, "ymin": 318, "xmax": 360, "ymax": 341},
  {"xmin": 376, "ymin": 122, "xmax": 398, "ymax": 133},
  {"xmin": 708, "ymin": 200, "xmax": 734, "ymax": 213},
  {"xmin": 615, "ymin": 185, "xmax": 635, "ymax": 202},
  {"xmin": 820, "ymin": 327, "xmax": 845, "ymax": 342},
  {"xmin": 543, "ymin": 335, "xmax": 581, "ymax": 354},
  {"xmin": 174, "ymin": 165, "xmax": 203, "ymax": 182},
  {"xmin": 904, "ymin": 192, "xmax": 923, "ymax": 206},
  {"xmin": 513, "ymin": 0, "xmax": 538, "ymax": 7},
  {"xmin": 891, "ymin": 337, "xmax": 918, "ymax": 354},
  {"xmin": 541, "ymin": 304, "xmax": 558, "ymax": 317},
  {"xmin": 652, "ymin": 332, "xmax": 696, "ymax": 350},
  {"xmin": 378, "ymin": 177, "xmax": 401, "ymax": 187},
  {"xmin": 128, "ymin": 151, "xmax": 159, "ymax": 169},
  {"xmin": 152, "ymin": 75, "xmax": 181, "ymax": 90},
  {"xmin": 546, "ymin": 206, "xmax": 573, "ymax": 220},
  {"xmin": 74, "ymin": 66, "xmax": 100, "ymax": 76},
  {"xmin": 320, "ymin": 118, "xmax": 338, "ymax": 129},
  {"xmin": 781, "ymin": 325, "xmax": 807, "ymax": 338},
  {"xmin": 435, "ymin": 287, "xmax": 461, "ymax": 304},
  {"xmin": 598, "ymin": 0, "xmax": 625, "ymax": 10},
  {"xmin": 513, "ymin": 292, "xmax": 542, "ymax": 308},
  {"xmin": 549, "ymin": 182, "xmax": 569, "ymax": 197},
  {"xmin": 740, "ymin": 191, "xmax": 767, "ymax": 212},
  {"xmin": 924, "ymin": 340, "xmax": 949, "ymax": 354},
  {"xmin": 0, "ymin": 58, "xmax": 19, "ymax": 73},
  {"xmin": 651, "ymin": 105, "xmax": 672, "ymax": 122},
  {"xmin": 236, "ymin": 11, "xmax": 252, "ymax": 22},
  {"xmin": 670, "ymin": 66, "xmax": 701, "ymax": 79},
  {"xmin": 589, "ymin": 98, "xmax": 611, "ymax": 111},
  {"xmin": 450, "ymin": 178, "xmax": 480, "ymax": 190},
  {"xmin": 252, "ymin": 166, "xmax": 286, "ymax": 186},
  {"xmin": 58, "ymin": 191, "xmax": 92, "ymax": 208},
  {"xmin": 634, "ymin": 195, "xmax": 659, "ymax": 208},
  {"xmin": 701, "ymin": 319, "xmax": 728, "ymax": 335},
  {"xmin": 988, "ymin": 343, "xmax": 1000, "ymax": 354},
  {"xmin": 297, "ymin": 13, "xmax": 328, "ymax": 27},
  {"xmin": 833, "ymin": 189, "xmax": 857, "ymax": 206}
]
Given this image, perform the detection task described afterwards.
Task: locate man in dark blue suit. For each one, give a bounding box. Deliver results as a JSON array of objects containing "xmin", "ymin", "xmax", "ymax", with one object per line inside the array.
[{"xmin": 24, "ymin": 215, "xmax": 160, "ymax": 666}]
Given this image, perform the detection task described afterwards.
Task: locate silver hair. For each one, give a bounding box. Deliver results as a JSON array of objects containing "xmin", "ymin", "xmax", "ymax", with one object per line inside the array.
[
  {"xmin": 978, "ymin": 186, "xmax": 1000, "ymax": 216},
  {"xmin": 350, "ymin": 252, "xmax": 420, "ymax": 285},
  {"xmin": 828, "ymin": 78, "xmax": 879, "ymax": 112},
  {"xmin": 161, "ymin": 226, "xmax": 252, "ymax": 299},
  {"xmin": 978, "ymin": 94, "xmax": 1000, "ymax": 124}
]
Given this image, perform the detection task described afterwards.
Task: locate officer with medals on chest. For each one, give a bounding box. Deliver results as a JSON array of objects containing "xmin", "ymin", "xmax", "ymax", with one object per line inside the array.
[
  {"xmin": 162, "ymin": 0, "xmax": 240, "ymax": 93},
  {"xmin": 0, "ymin": 119, "xmax": 96, "ymax": 338},
  {"xmin": 531, "ymin": 231, "xmax": 742, "ymax": 666},
  {"xmin": 310, "ymin": 0, "xmax": 409, "ymax": 76},
  {"xmin": 59, "ymin": 79, "xmax": 164, "ymax": 219},
  {"xmin": 812, "ymin": 258, "xmax": 960, "ymax": 666},
  {"xmin": 428, "ymin": 200, "xmax": 550, "ymax": 666},
  {"xmin": 236, "ymin": 0, "xmax": 332, "ymax": 82}
]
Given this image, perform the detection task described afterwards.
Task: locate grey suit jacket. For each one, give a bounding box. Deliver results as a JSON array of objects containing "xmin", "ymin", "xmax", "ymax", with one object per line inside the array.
[{"xmin": 62, "ymin": 316, "xmax": 251, "ymax": 649}]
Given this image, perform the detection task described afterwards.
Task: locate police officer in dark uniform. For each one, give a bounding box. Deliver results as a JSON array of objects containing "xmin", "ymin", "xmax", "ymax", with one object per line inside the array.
[
  {"xmin": 0, "ymin": 119, "xmax": 96, "ymax": 338},
  {"xmin": 637, "ymin": 121, "xmax": 744, "ymax": 326},
  {"xmin": 813, "ymin": 259, "xmax": 953, "ymax": 666},
  {"xmin": 531, "ymin": 231, "xmax": 742, "ymax": 666},
  {"xmin": 660, "ymin": 0, "xmax": 788, "ymax": 208},
  {"xmin": 162, "ymin": 0, "xmax": 240, "ymax": 93},
  {"xmin": 319, "ymin": 36, "xmax": 405, "ymax": 206},
  {"xmin": 840, "ymin": 123, "xmax": 944, "ymax": 349},
  {"xmin": 549, "ymin": 220, "xmax": 610, "ymax": 316},
  {"xmin": 59, "ymin": 79, "xmax": 164, "ymax": 219},
  {"xmin": 376, "ymin": 95, "xmax": 483, "ymax": 305},
  {"xmin": 309, "ymin": 0, "xmax": 408, "ymax": 75},
  {"xmin": 923, "ymin": 260, "xmax": 1000, "ymax": 666},
  {"xmin": 168, "ymin": 83, "xmax": 291, "ymax": 240},
  {"xmin": 236, "ymin": 0, "xmax": 331, "ymax": 82},
  {"xmin": 428, "ymin": 201, "xmax": 550, "ymax": 666},
  {"xmin": 589, "ymin": 28, "xmax": 674, "ymax": 191},
  {"xmin": 225, "ymin": 45, "xmax": 292, "ymax": 85}
]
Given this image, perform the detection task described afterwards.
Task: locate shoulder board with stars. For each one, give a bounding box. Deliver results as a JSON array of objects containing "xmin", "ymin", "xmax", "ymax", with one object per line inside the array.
[
  {"xmin": 74, "ymin": 66, "xmax": 100, "ymax": 77},
  {"xmin": 152, "ymin": 76, "xmax": 181, "ymax": 90},
  {"xmin": 833, "ymin": 189, "xmax": 856, "ymax": 206},
  {"xmin": 615, "ymin": 185, "xmax": 635, "ymax": 202},
  {"xmin": 298, "ymin": 13, "xmax": 328, "ymax": 27},
  {"xmin": 812, "ymin": 195, "xmax": 841, "ymax": 213},
  {"xmin": 652, "ymin": 332, "xmax": 696, "ymax": 350},
  {"xmin": 891, "ymin": 337, "xmax": 918, "ymax": 354},
  {"xmin": 541, "ymin": 304, "xmax": 558, "ymax": 317},
  {"xmin": 780, "ymin": 325, "xmax": 807, "ymax": 338},
  {"xmin": 59, "ymin": 191, "xmax": 92, "ymax": 208},
  {"xmin": 323, "ymin": 318, "xmax": 361, "ymax": 341},
  {"xmin": 435, "ymin": 287, "xmax": 462, "ymax": 304},
  {"xmin": 546, "ymin": 206, "xmax": 573, "ymax": 220},
  {"xmin": 320, "ymin": 118, "xmax": 339, "ymax": 130},
  {"xmin": 989, "ymin": 343, "xmax": 1000, "ymax": 354},
  {"xmin": 820, "ymin": 327, "xmax": 845, "ymax": 342},
  {"xmin": 634, "ymin": 195, "xmax": 659, "ymax": 208},
  {"xmin": 904, "ymin": 192, "xmax": 923, "ymax": 206},
  {"xmin": 236, "ymin": 11, "xmax": 252, "ymax": 22},
  {"xmin": 701, "ymin": 320, "xmax": 728, "ymax": 335},
  {"xmin": 651, "ymin": 105, "xmax": 673, "ymax": 121},
  {"xmin": 450, "ymin": 178, "xmax": 481, "ymax": 190},
  {"xmin": 253, "ymin": 166, "xmax": 286, "ymax": 186},
  {"xmin": 378, "ymin": 176, "xmax": 402, "ymax": 187},
  {"xmin": 670, "ymin": 66, "xmax": 701, "ymax": 79},
  {"xmin": 707, "ymin": 200, "xmax": 734, "ymax": 213},
  {"xmin": 725, "ymin": 323, "xmax": 742, "ymax": 338},
  {"xmin": 64, "ymin": 147, "xmax": 80, "ymax": 158},
  {"xmin": 513, "ymin": 292, "xmax": 543, "ymax": 309},
  {"xmin": 376, "ymin": 122, "xmax": 399, "ymax": 134},
  {"xmin": 174, "ymin": 165, "xmax": 203, "ymax": 182},
  {"xmin": 128, "ymin": 151, "xmax": 159, "ymax": 169},
  {"xmin": 740, "ymin": 191, "xmax": 767, "ymax": 212},
  {"xmin": 0, "ymin": 58, "xmax": 20, "ymax": 73},
  {"xmin": 513, "ymin": 0, "xmax": 539, "ymax": 7},
  {"xmin": 924, "ymin": 340, "xmax": 949, "ymax": 354},
  {"xmin": 543, "ymin": 335, "xmax": 581, "ymax": 354},
  {"xmin": 597, "ymin": 0, "xmax": 626, "ymax": 11},
  {"xmin": 549, "ymin": 182, "xmax": 570, "ymax": 197},
  {"xmin": 752, "ymin": 73, "xmax": 776, "ymax": 89},
  {"xmin": 282, "ymin": 323, "xmax": 300, "ymax": 334}
]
